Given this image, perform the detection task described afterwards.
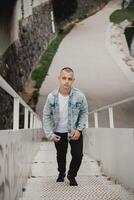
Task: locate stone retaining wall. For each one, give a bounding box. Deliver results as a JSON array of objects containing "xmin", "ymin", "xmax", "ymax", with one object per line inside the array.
[{"xmin": 0, "ymin": 129, "xmax": 42, "ymax": 200}]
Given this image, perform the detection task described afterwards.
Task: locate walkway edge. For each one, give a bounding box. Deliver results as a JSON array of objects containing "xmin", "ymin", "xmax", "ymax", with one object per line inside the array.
[{"xmin": 105, "ymin": 22, "xmax": 134, "ymax": 83}]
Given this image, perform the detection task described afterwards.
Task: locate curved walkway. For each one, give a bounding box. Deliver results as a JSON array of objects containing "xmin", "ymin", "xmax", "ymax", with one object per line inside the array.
[{"xmin": 37, "ymin": 0, "xmax": 134, "ymax": 116}]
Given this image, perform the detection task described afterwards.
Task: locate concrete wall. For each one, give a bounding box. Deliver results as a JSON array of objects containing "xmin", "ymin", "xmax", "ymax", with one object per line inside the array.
[
  {"xmin": 0, "ymin": 18, "xmax": 11, "ymax": 56},
  {"xmin": 0, "ymin": 0, "xmax": 50, "ymax": 56},
  {"xmin": 84, "ymin": 128, "xmax": 134, "ymax": 193},
  {"xmin": 33, "ymin": 0, "xmax": 49, "ymax": 8},
  {"xmin": 0, "ymin": 128, "xmax": 42, "ymax": 200}
]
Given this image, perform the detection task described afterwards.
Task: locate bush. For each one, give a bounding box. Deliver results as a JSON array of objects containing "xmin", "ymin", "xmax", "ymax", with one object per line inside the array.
[
  {"xmin": 110, "ymin": 4, "xmax": 134, "ymax": 23},
  {"xmin": 52, "ymin": 0, "xmax": 78, "ymax": 21}
]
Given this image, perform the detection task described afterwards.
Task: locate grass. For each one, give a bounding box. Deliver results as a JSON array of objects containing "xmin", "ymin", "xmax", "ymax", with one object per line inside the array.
[
  {"xmin": 110, "ymin": 4, "xmax": 134, "ymax": 24},
  {"xmin": 31, "ymin": 25, "xmax": 74, "ymax": 105}
]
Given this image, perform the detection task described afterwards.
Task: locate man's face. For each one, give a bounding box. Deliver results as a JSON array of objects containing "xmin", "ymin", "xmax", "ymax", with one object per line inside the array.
[{"xmin": 58, "ymin": 70, "xmax": 75, "ymax": 91}]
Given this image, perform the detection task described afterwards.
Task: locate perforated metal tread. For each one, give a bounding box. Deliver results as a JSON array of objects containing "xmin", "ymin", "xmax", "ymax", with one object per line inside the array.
[{"xmin": 20, "ymin": 175, "xmax": 134, "ymax": 200}]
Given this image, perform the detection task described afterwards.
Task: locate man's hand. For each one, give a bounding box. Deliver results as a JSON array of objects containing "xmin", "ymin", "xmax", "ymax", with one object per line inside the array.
[
  {"xmin": 53, "ymin": 135, "xmax": 61, "ymax": 142},
  {"xmin": 71, "ymin": 130, "xmax": 81, "ymax": 140}
]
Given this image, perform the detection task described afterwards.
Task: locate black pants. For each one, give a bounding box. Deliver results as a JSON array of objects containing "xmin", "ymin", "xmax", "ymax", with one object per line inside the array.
[{"xmin": 54, "ymin": 132, "xmax": 83, "ymax": 178}]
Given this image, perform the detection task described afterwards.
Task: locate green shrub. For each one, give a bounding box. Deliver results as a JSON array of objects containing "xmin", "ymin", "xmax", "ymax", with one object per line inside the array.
[{"xmin": 110, "ymin": 5, "xmax": 134, "ymax": 23}]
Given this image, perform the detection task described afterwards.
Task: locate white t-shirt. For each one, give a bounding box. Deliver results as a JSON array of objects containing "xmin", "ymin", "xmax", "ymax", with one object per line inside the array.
[{"xmin": 55, "ymin": 93, "xmax": 69, "ymax": 133}]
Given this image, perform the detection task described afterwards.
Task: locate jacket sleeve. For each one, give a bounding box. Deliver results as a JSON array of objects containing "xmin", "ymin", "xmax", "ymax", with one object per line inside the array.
[
  {"xmin": 42, "ymin": 95, "xmax": 56, "ymax": 140},
  {"xmin": 76, "ymin": 94, "xmax": 88, "ymax": 131}
]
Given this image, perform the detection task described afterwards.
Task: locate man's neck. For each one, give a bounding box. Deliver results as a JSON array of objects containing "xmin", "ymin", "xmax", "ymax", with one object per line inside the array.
[{"xmin": 59, "ymin": 88, "xmax": 71, "ymax": 96}]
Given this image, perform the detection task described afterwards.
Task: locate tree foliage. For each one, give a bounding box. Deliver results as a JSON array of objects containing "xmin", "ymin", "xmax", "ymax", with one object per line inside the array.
[{"xmin": 52, "ymin": 0, "xmax": 78, "ymax": 21}]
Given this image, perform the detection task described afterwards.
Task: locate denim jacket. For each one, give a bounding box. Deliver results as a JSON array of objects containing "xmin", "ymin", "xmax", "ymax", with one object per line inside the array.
[{"xmin": 43, "ymin": 87, "xmax": 88, "ymax": 140}]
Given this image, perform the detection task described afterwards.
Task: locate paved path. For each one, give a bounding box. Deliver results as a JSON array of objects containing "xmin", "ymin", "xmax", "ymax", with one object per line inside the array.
[
  {"xmin": 19, "ymin": 142, "xmax": 134, "ymax": 200},
  {"xmin": 37, "ymin": 0, "xmax": 134, "ymax": 117}
]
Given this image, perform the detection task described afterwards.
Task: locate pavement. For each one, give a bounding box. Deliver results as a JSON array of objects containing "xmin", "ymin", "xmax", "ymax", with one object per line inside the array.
[
  {"xmin": 36, "ymin": 0, "xmax": 134, "ymax": 118},
  {"xmin": 19, "ymin": 141, "xmax": 134, "ymax": 200}
]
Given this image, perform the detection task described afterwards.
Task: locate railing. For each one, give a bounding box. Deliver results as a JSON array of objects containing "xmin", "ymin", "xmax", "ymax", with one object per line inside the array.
[
  {"xmin": 86, "ymin": 95, "xmax": 134, "ymax": 193},
  {"xmin": 0, "ymin": 75, "xmax": 42, "ymax": 200},
  {"xmin": 0, "ymin": 75, "xmax": 42, "ymax": 130},
  {"xmin": 89, "ymin": 95, "xmax": 134, "ymax": 128}
]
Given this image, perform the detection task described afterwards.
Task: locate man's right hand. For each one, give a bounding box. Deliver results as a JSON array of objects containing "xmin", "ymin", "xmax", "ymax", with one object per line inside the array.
[{"xmin": 53, "ymin": 135, "xmax": 61, "ymax": 142}]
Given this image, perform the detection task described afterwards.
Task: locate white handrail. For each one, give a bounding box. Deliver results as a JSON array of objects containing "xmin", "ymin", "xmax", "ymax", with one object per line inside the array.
[
  {"xmin": 89, "ymin": 95, "xmax": 134, "ymax": 114},
  {"xmin": 0, "ymin": 75, "xmax": 42, "ymax": 130},
  {"xmin": 0, "ymin": 75, "xmax": 33, "ymax": 112},
  {"xmin": 89, "ymin": 95, "xmax": 134, "ymax": 128}
]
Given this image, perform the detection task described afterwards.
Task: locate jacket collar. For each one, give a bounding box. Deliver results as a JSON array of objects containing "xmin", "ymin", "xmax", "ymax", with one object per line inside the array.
[{"xmin": 52, "ymin": 87, "xmax": 75, "ymax": 97}]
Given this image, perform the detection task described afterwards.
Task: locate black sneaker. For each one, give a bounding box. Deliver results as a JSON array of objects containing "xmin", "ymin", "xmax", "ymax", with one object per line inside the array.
[
  {"xmin": 56, "ymin": 173, "xmax": 65, "ymax": 182},
  {"xmin": 67, "ymin": 175, "xmax": 78, "ymax": 186}
]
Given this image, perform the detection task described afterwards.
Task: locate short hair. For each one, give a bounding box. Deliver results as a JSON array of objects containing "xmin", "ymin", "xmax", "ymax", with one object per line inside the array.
[{"xmin": 60, "ymin": 67, "xmax": 74, "ymax": 73}]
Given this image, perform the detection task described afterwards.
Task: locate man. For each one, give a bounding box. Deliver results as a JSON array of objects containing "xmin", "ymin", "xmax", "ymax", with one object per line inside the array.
[{"xmin": 43, "ymin": 67, "xmax": 88, "ymax": 186}]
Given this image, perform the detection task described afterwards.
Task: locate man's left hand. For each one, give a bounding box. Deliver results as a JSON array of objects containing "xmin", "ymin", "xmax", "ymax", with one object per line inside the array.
[{"xmin": 71, "ymin": 130, "xmax": 81, "ymax": 140}]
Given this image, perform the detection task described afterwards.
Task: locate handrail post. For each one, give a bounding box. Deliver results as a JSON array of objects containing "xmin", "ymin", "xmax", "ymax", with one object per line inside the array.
[
  {"xmin": 13, "ymin": 97, "xmax": 20, "ymax": 130},
  {"xmin": 51, "ymin": 11, "xmax": 55, "ymax": 33},
  {"xmin": 33, "ymin": 115, "xmax": 36, "ymax": 128},
  {"xmin": 0, "ymin": 75, "xmax": 42, "ymax": 130},
  {"xmin": 94, "ymin": 112, "xmax": 99, "ymax": 128},
  {"xmin": 108, "ymin": 107, "xmax": 114, "ymax": 128},
  {"xmin": 30, "ymin": 112, "xmax": 34, "ymax": 129},
  {"xmin": 24, "ymin": 107, "xmax": 29, "ymax": 129}
]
